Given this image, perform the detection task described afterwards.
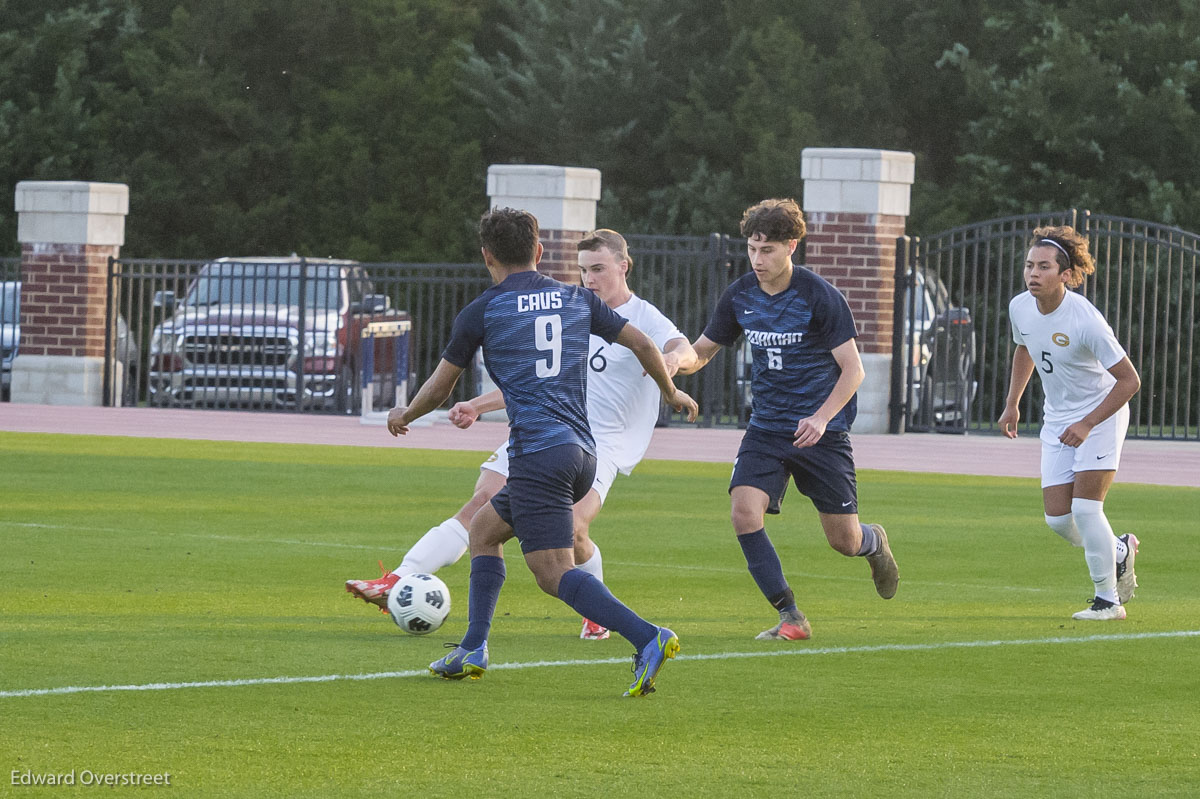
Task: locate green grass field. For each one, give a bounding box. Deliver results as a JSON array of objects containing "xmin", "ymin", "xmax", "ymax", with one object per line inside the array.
[{"xmin": 2, "ymin": 431, "xmax": 1198, "ymax": 798}]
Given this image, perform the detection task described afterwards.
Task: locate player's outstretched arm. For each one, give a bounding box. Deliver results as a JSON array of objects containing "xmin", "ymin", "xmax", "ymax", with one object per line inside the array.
[
  {"xmin": 661, "ymin": 337, "xmax": 699, "ymax": 377},
  {"xmin": 675, "ymin": 335, "xmax": 721, "ymax": 376},
  {"xmin": 998, "ymin": 346, "xmax": 1034, "ymax": 439},
  {"xmin": 387, "ymin": 359, "xmax": 464, "ymax": 436},
  {"xmin": 447, "ymin": 389, "xmax": 506, "ymax": 429},
  {"xmin": 616, "ymin": 324, "xmax": 699, "ymax": 422}
]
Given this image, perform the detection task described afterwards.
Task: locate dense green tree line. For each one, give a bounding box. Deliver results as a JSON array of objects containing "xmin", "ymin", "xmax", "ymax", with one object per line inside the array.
[
  {"xmin": 2, "ymin": 0, "xmax": 1198, "ymax": 259},
  {"xmin": 0, "ymin": 0, "xmax": 486, "ymax": 259}
]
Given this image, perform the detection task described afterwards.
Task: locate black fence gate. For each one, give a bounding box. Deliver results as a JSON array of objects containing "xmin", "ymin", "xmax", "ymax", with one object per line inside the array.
[
  {"xmin": 895, "ymin": 211, "xmax": 1200, "ymax": 441},
  {"xmin": 106, "ymin": 241, "xmax": 752, "ymax": 425}
]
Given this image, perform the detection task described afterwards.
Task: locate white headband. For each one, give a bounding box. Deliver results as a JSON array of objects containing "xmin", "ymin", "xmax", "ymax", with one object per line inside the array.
[{"xmin": 1038, "ymin": 238, "xmax": 1071, "ymax": 265}]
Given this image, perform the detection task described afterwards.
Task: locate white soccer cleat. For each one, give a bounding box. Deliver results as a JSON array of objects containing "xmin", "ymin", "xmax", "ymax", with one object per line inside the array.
[
  {"xmin": 1116, "ymin": 533, "xmax": 1139, "ymax": 604},
  {"xmin": 1072, "ymin": 596, "xmax": 1127, "ymax": 621}
]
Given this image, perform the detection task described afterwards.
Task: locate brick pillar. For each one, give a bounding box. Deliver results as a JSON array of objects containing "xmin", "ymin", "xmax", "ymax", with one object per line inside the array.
[
  {"xmin": 486, "ymin": 164, "xmax": 601, "ymax": 285},
  {"xmin": 802, "ymin": 148, "xmax": 914, "ymax": 433},
  {"xmin": 11, "ymin": 181, "xmax": 129, "ymax": 405}
]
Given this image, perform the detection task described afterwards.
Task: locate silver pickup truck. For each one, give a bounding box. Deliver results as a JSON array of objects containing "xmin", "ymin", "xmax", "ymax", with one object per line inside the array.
[{"xmin": 147, "ymin": 257, "xmax": 398, "ymax": 410}]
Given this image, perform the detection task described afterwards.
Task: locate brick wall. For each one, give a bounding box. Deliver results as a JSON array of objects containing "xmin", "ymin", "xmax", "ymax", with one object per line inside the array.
[
  {"xmin": 537, "ymin": 229, "xmax": 584, "ymax": 285},
  {"xmin": 805, "ymin": 211, "xmax": 906, "ymax": 354},
  {"xmin": 18, "ymin": 242, "xmax": 117, "ymax": 358}
]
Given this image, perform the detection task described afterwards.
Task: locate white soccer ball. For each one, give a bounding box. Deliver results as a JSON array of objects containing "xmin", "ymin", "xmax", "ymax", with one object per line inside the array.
[{"xmin": 386, "ymin": 573, "xmax": 451, "ymax": 635}]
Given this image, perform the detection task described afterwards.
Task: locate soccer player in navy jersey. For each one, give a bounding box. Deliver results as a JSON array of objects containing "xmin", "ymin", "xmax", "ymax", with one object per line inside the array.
[
  {"xmin": 680, "ymin": 198, "xmax": 899, "ymax": 641},
  {"xmin": 386, "ymin": 208, "xmax": 698, "ymax": 696}
]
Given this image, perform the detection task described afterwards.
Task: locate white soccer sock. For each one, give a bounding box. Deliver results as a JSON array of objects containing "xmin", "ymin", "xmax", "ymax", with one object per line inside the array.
[
  {"xmin": 1044, "ymin": 513, "xmax": 1083, "ymax": 547},
  {"xmin": 396, "ymin": 518, "xmax": 470, "ymax": 577},
  {"xmin": 1072, "ymin": 498, "xmax": 1119, "ymax": 603},
  {"xmin": 575, "ymin": 544, "xmax": 604, "ymax": 583}
]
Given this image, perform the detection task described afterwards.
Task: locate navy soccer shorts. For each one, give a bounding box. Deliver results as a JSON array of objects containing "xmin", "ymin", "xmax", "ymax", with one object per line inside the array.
[
  {"xmin": 490, "ymin": 443, "xmax": 596, "ymax": 553},
  {"xmin": 730, "ymin": 427, "xmax": 859, "ymax": 515}
]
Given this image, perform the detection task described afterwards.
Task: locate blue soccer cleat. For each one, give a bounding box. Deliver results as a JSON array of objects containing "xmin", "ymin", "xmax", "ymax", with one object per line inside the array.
[
  {"xmin": 624, "ymin": 626, "xmax": 680, "ymax": 697},
  {"xmin": 429, "ymin": 642, "xmax": 489, "ymax": 680}
]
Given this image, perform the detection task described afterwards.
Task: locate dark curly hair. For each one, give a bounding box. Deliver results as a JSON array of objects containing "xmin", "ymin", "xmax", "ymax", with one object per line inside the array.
[
  {"xmin": 1029, "ymin": 226, "xmax": 1095, "ymax": 289},
  {"xmin": 740, "ymin": 198, "xmax": 806, "ymax": 242},
  {"xmin": 479, "ymin": 207, "xmax": 539, "ymax": 267}
]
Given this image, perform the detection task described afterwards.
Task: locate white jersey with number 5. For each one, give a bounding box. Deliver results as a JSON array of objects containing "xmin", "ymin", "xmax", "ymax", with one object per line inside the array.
[
  {"xmin": 587, "ymin": 294, "xmax": 685, "ymax": 474},
  {"xmin": 1009, "ymin": 290, "xmax": 1127, "ymax": 427}
]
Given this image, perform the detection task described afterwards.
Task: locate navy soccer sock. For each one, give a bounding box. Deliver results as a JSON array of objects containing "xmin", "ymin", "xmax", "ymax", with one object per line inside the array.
[
  {"xmin": 460, "ymin": 555, "xmax": 506, "ymax": 650},
  {"xmin": 856, "ymin": 523, "xmax": 878, "ymax": 556},
  {"xmin": 557, "ymin": 568, "xmax": 657, "ymax": 650},
  {"xmin": 738, "ymin": 529, "xmax": 796, "ymax": 612}
]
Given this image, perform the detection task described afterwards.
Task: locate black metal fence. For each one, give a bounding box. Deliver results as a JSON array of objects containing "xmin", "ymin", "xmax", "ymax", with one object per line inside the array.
[
  {"xmin": 896, "ymin": 210, "xmax": 1199, "ymax": 440},
  {"xmin": 625, "ymin": 233, "xmax": 752, "ymax": 426},
  {"xmin": 106, "ymin": 245, "xmax": 752, "ymax": 424},
  {"xmin": 56, "ymin": 213, "xmax": 1200, "ymax": 442},
  {"xmin": 106, "ymin": 257, "xmax": 494, "ymax": 412}
]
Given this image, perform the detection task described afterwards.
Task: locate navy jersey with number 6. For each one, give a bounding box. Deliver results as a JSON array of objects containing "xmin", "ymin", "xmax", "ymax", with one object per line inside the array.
[
  {"xmin": 703, "ymin": 266, "xmax": 859, "ymax": 434},
  {"xmin": 442, "ymin": 270, "xmax": 628, "ymax": 457}
]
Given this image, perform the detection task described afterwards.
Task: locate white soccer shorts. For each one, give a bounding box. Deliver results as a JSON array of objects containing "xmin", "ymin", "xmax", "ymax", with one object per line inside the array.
[{"xmin": 1039, "ymin": 404, "xmax": 1130, "ymax": 487}]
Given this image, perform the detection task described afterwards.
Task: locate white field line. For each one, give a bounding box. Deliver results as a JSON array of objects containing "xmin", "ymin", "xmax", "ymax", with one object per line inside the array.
[
  {"xmin": 3, "ymin": 630, "xmax": 1196, "ymax": 700},
  {"xmin": 4, "ymin": 521, "xmax": 1051, "ymax": 592}
]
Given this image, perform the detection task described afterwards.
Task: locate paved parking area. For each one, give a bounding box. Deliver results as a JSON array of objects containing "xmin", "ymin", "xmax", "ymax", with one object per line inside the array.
[{"xmin": 2, "ymin": 403, "xmax": 1196, "ymax": 487}]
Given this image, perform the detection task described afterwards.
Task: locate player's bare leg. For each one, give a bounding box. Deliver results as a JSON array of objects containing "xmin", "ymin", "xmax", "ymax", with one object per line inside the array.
[
  {"xmin": 818, "ymin": 512, "xmax": 898, "ymax": 599},
  {"xmin": 525, "ymin": 547, "xmax": 577, "ymax": 597}
]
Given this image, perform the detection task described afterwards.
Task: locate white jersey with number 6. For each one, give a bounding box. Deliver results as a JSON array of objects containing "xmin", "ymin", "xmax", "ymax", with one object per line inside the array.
[
  {"xmin": 586, "ymin": 294, "xmax": 685, "ymax": 474},
  {"xmin": 1009, "ymin": 290, "xmax": 1127, "ymax": 427}
]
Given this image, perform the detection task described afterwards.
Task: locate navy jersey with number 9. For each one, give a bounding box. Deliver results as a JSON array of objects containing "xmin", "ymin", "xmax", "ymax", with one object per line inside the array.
[{"xmin": 441, "ymin": 271, "xmax": 627, "ymax": 457}]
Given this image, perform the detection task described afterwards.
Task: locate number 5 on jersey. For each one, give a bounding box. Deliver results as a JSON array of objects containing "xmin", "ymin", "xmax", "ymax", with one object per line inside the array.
[{"xmin": 535, "ymin": 314, "xmax": 562, "ymax": 377}]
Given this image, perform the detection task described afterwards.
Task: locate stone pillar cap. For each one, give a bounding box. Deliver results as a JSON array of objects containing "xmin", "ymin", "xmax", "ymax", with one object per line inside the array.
[
  {"xmin": 15, "ymin": 181, "xmax": 129, "ymax": 246},
  {"xmin": 801, "ymin": 148, "xmax": 914, "ymax": 216},
  {"xmin": 486, "ymin": 164, "xmax": 600, "ymax": 232}
]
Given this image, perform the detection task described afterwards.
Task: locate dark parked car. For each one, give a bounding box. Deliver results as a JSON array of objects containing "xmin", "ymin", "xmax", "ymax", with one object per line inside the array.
[
  {"xmin": 904, "ymin": 270, "xmax": 977, "ymax": 428},
  {"xmin": 1, "ymin": 281, "xmax": 17, "ymax": 400}
]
